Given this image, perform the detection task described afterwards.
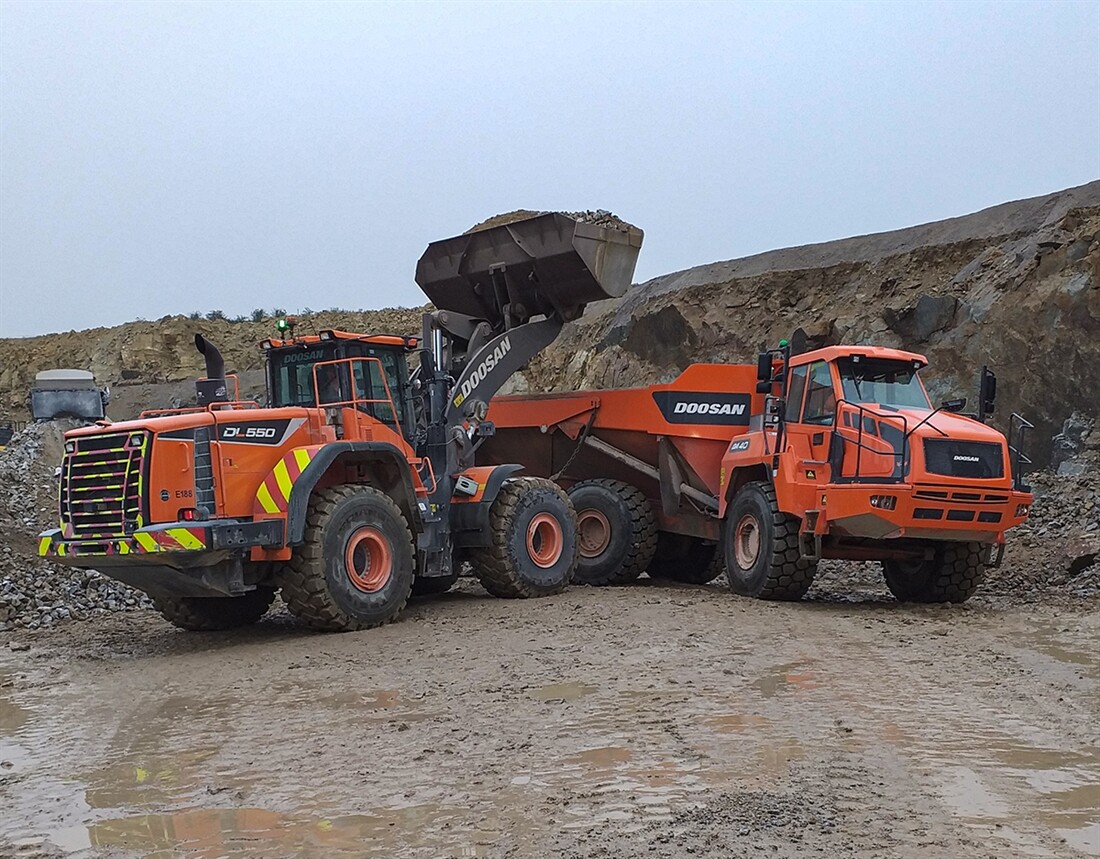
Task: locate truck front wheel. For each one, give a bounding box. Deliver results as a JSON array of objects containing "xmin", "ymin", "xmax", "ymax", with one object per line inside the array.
[
  {"xmin": 279, "ymin": 485, "xmax": 415, "ymax": 631},
  {"xmin": 882, "ymin": 542, "xmax": 986, "ymax": 603},
  {"xmin": 472, "ymin": 477, "xmax": 577, "ymax": 598},
  {"xmin": 724, "ymin": 482, "xmax": 815, "ymax": 600}
]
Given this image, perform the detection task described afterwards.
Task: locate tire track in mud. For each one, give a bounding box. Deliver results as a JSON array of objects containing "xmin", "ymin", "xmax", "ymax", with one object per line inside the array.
[{"xmin": 0, "ymin": 582, "xmax": 1096, "ymax": 858}]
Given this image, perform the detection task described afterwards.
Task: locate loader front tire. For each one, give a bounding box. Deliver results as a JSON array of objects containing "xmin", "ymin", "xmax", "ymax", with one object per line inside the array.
[
  {"xmin": 724, "ymin": 482, "xmax": 815, "ymax": 600},
  {"xmin": 152, "ymin": 587, "xmax": 276, "ymax": 631},
  {"xmin": 279, "ymin": 485, "xmax": 415, "ymax": 631},
  {"xmin": 882, "ymin": 542, "xmax": 985, "ymax": 604},
  {"xmin": 568, "ymin": 479, "xmax": 657, "ymax": 586},
  {"xmin": 648, "ymin": 533, "xmax": 724, "ymax": 585},
  {"xmin": 472, "ymin": 477, "xmax": 577, "ymax": 599}
]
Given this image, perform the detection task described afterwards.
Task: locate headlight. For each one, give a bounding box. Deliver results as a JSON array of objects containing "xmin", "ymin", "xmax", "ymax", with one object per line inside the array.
[
  {"xmin": 127, "ymin": 433, "xmax": 144, "ymax": 448},
  {"xmin": 1015, "ymin": 504, "xmax": 1029, "ymax": 517},
  {"xmin": 64, "ymin": 441, "xmax": 75, "ymax": 454}
]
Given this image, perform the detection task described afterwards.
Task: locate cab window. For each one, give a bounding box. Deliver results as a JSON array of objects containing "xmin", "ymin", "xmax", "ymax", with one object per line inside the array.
[
  {"xmin": 785, "ymin": 365, "xmax": 808, "ymax": 422},
  {"xmin": 802, "ymin": 361, "xmax": 836, "ymax": 425},
  {"xmin": 270, "ymin": 346, "xmax": 339, "ymax": 407},
  {"xmin": 348, "ymin": 345, "xmax": 406, "ymax": 428}
]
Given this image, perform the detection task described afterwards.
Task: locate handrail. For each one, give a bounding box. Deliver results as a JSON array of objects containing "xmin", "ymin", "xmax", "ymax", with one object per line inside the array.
[
  {"xmin": 833, "ymin": 399, "xmax": 911, "ymax": 483},
  {"xmin": 312, "ymin": 356, "xmax": 406, "ymax": 441},
  {"xmin": 1008, "ymin": 412, "xmax": 1034, "ymax": 492},
  {"xmin": 139, "ymin": 400, "xmax": 262, "ymax": 419}
]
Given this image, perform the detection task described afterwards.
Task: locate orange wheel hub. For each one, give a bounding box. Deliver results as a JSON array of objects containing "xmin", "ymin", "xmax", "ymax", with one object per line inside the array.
[
  {"xmin": 733, "ymin": 513, "xmax": 761, "ymax": 569},
  {"xmin": 526, "ymin": 513, "xmax": 564, "ymax": 569},
  {"xmin": 577, "ymin": 509, "xmax": 611, "ymax": 559},
  {"xmin": 344, "ymin": 526, "xmax": 393, "ymax": 593}
]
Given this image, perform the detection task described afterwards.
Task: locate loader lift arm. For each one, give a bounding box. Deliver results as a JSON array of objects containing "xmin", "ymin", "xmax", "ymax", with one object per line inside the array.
[{"xmin": 411, "ymin": 213, "xmax": 644, "ymax": 579}]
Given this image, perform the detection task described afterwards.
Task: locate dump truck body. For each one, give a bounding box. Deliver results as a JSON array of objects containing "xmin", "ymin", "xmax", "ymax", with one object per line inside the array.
[
  {"xmin": 483, "ymin": 346, "xmax": 1032, "ymax": 602},
  {"xmin": 30, "ymin": 369, "xmax": 108, "ymax": 422},
  {"xmin": 39, "ymin": 213, "xmax": 644, "ymax": 630}
]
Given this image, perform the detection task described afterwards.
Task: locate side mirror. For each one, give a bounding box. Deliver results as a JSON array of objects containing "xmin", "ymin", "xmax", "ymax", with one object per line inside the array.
[
  {"xmin": 978, "ymin": 367, "xmax": 996, "ymax": 422},
  {"xmin": 941, "ymin": 398, "xmax": 967, "ymax": 413},
  {"xmin": 756, "ymin": 352, "xmax": 772, "ymax": 382},
  {"xmin": 755, "ymin": 352, "xmax": 773, "ymax": 394}
]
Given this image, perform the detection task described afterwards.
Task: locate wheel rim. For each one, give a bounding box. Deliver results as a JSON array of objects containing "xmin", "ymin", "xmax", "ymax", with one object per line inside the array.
[
  {"xmin": 733, "ymin": 514, "xmax": 761, "ymax": 569},
  {"xmin": 577, "ymin": 509, "xmax": 611, "ymax": 559},
  {"xmin": 526, "ymin": 513, "xmax": 564, "ymax": 569},
  {"xmin": 344, "ymin": 526, "xmax": 393, "ymax": 593}
]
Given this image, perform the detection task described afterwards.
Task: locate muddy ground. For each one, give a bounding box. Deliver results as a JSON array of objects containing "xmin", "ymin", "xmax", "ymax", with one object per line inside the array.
[{"xmin": 1, "ymin": 567, "xmax": 1097, "ymax": 859}]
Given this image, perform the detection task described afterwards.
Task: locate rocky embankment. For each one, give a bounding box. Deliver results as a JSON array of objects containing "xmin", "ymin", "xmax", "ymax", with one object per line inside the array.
[
  {"xmin": 520, "ymin": 181, "xmax": 1100, "ymax": 470},
  {"xmin": 0, "ymin": 422, "xmax": 153, "ymax": 633}
]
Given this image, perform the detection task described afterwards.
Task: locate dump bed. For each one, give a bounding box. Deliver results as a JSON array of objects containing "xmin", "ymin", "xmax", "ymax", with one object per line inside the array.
[{"xmin": 483, "ymin": 364, "xmax": 764, "ymax": 504}]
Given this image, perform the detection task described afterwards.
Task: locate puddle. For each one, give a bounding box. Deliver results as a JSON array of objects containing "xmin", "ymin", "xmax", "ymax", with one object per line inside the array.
[
  {"xmin": 69, "ymin": 803, "xmax": 503, "ymax": 857},
  {"xmin": 0, "ymin": 692, "xmax": 29, "ymax": 735},
  {"xmin": 567, "ymin": 746, "xmax": 633, "ymax": 768},
  {"xmin": 1024, "ymin": 619, "xmax": 1100, "ymax": 679},
  {"xmin": 751, "ymin": 662, "xmax": 818, "ymax": 698},
  {"xmin": 532, "ymin": 682, "xmax": 597, "ymax": 702},
  {"xmin": 704, "ymin": 713, "xmax": 771, "ymax": 732}
]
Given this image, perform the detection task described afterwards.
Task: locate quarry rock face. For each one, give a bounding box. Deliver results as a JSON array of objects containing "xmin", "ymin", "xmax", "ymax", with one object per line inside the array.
[{"xmin": 523, "ymin": 181, "xmax": 1100, "ymax": 468}]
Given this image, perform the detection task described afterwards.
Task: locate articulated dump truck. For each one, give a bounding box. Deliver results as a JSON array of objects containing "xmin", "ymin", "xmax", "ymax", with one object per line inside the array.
[
  {"xmin": 38, "ymin": 213, "xmax": 644, "ymax": 631},
  {"xmin": 482, "ymin": 340, "xmax": 1034, "ymax": 603}
]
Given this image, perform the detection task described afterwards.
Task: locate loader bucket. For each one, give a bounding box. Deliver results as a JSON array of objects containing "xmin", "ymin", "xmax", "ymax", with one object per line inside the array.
[{"xmin": 415, "ymin": 213, "xmax": 643, "ymax": 329}]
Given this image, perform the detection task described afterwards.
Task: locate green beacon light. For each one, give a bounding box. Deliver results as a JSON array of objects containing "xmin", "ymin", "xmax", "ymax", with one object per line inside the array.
[
  {"xmin": 779, "ymin": 339, "xmax": 789, "ymax": 348},
  {"xmin": 276, "ymin": 318, "xmax": 291, "ymax": 336}
]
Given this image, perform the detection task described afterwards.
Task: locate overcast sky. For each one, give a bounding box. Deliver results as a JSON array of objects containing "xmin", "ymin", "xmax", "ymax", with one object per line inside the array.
[{"xmin": 1, "ymin": 0, "xmax": 1097, "ymax": 338}]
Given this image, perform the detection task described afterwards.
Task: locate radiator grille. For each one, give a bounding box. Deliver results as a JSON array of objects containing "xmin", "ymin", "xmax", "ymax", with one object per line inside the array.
[
  {"xmin": 60, "ymin": 431, "xmax": 148, "ymax": 538},
  {"xmin": 923, "ymin": 439, "xmax": 1004, "ymax": 480}
]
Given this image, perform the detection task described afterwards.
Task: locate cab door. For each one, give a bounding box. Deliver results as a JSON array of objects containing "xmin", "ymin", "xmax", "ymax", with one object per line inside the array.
[{"xmin": 783, "ymin": 360, "xmax": 838, "ymax": 473}]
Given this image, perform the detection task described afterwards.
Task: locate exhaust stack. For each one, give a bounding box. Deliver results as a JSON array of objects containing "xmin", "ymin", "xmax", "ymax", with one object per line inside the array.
[{"xmin": 194, "ymin": 334, "xmax": 229, "ymax": 405}]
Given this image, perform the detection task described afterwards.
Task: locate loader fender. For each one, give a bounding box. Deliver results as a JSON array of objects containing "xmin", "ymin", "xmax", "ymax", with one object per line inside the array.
[
  {"xmin": 451, "ymin": 464, "xmax": 524, "ymax": 547},
  {"xmin": 284, "ymin": 442, "xmax": 423, "ymax": 545}
]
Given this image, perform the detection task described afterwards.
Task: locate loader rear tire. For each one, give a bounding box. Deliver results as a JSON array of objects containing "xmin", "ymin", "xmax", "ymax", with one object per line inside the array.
[
  {"xmin": 472, "ymin": 477, "xmax": 577, "ymax": 599},
  {"xmin": 279, "ymin": 485, "xmax": 415, "ymax": 631},
  {"xmin": 152, "ymin": 587, "xmax": 276, "ymax": 631},
  {"xmin": 568, "ymin": 479, "xmax": 657, "ymax": 586},
  {"xmin": 882, "ymin": 542, "xmax": 986, "ymax": 603},
  {"xmin": 724, "ymin": 482, "xmax": 815, "ymax": 600},
  {"xmin": 647, "ymin": 533, "xmax": 724, "ymax": 585}
]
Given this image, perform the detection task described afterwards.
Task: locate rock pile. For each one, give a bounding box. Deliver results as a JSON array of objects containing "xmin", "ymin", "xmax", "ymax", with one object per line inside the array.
[
  {"xmin": 992, "ymin": 452, "xmax": 1100, "ymax": 599},
  {"xmin": 0, "ymin": 422, "xmax": 153, "ymax": 632}
]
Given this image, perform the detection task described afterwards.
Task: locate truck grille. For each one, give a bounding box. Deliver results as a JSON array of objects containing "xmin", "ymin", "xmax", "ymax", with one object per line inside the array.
[
  {"xmin": 923, "ymin": 439, "xmax": 1004, "ymax": 480},
  {"xmin": 60, "ymin": 431, "xmax": 148, "ymax": 538}
]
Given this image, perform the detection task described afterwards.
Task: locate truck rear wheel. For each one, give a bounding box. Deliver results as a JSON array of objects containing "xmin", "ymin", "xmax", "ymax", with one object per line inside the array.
[
  {"xmin": 472, "ymin": 477, "xmax": 577, "ymax": 598},
  {"xmin": 152, "ymin": 587, "xmax": 276, "ymax": 631},
  {"xmin": 882, "ymin": 542, "xmax": 986, "ymax": 603},
  {"xmin": 647, "ymin": 533, "xmax": 724, "ymax": 584},
  {"xmin": 568, "ymin": 479, "xmax": 657, "ymax": 585},
  {"xmin": 279, "ymin": 485, "xmax": 415, "ymax": 631},
  {"xmin": 724, "ymin": 482, "xmax": 815, "ymax": 600}
]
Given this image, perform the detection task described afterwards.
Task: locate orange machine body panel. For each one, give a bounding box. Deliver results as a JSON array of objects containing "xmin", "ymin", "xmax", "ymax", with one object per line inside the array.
[{"xmin": 485, "ymin": 350, "xmax": 1032, "ymax": 553}]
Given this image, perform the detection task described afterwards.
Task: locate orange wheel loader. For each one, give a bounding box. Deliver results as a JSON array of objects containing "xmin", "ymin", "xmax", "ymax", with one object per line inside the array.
[
  {"xmin": 482, "ymin": 334, "xmax": 1034, "ymax": 603},
  {"xmin": 38, "ymin": 214, "xmax": 644, "ymax": 631}
]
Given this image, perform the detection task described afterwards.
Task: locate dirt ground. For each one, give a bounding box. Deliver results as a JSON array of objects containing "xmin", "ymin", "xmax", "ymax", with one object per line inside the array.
[{"xmin": 1, "ymin": 569, "xmax": 1097, "ymax": 859}]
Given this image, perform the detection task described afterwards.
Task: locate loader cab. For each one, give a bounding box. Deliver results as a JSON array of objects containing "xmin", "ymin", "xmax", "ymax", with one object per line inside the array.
[
  {"xmin": 264, "ymin": 331, "xmax": 418, "ymax": 438},
  {"xmin": 782, "ymin": 347, "xmax": 929, "ymax": 483}
]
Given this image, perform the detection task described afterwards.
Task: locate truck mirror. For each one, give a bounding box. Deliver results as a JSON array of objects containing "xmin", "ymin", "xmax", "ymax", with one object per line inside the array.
[
  {"xmin": 756, "ymin": 352, "xmax": 772, "ymax": 382},
  {"xmin": 941, "ymin": 398, "xmax": 967, "ymax": 413},
  {"xmin": 979, "ymin": 367, "xmax": 996, "ymax": 421}
]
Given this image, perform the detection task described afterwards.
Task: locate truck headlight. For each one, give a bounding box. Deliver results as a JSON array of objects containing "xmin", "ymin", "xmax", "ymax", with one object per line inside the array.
[{"xmin": 1015, "ymin": 504, "xmax": 1029, "ymax": 517}]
